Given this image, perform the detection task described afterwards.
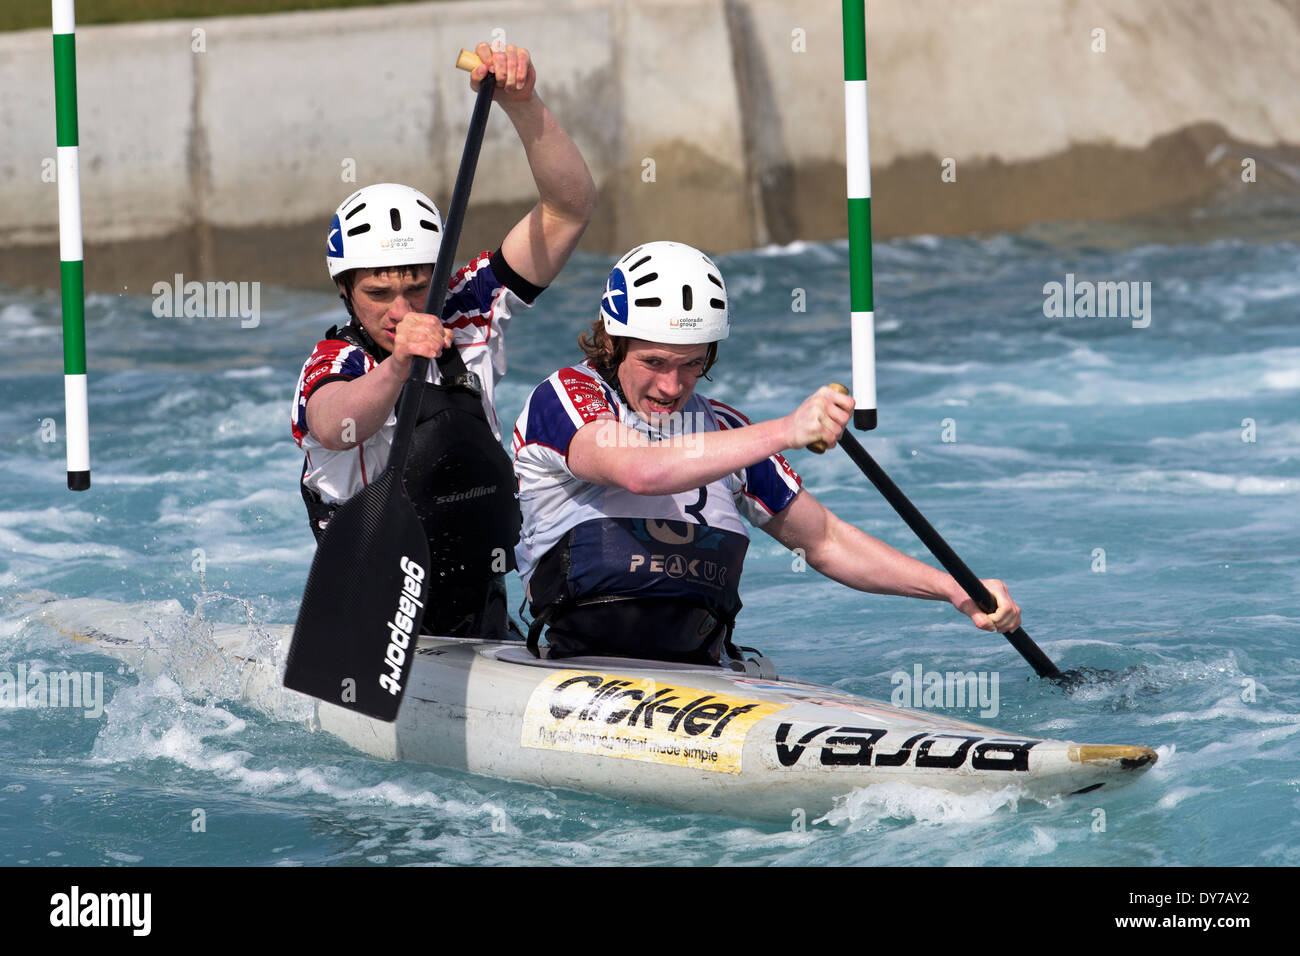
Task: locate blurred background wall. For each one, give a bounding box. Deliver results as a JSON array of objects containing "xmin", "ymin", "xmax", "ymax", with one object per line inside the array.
[{"xmin": 3, "ymin": 0, "xmax": 1299, "ymax": 291}]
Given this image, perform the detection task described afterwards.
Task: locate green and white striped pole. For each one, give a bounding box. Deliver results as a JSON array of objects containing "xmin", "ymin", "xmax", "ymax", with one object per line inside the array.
[
  {"xmin": 53, "ymin": 0, "xmax": 90, "ymax": 490},
  {"xmin": 843, "ymin": 0, "xmax": 877, "ymax": 431}
]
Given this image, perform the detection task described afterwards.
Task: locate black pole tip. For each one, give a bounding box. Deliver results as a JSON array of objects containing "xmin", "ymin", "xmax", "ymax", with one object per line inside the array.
[
  {"xmin": 67, "ymin": 471, "xmax": 91, "ymax": 492},
  {"xmin": 853, "ymin": 408, "xmax": 877, "ymax": 432}
]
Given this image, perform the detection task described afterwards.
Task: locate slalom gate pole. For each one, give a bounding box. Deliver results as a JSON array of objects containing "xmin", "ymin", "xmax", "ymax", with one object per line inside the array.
[
  {"xmin": 53, "ymin": 0, "xmax": 90, "ymax": 491},
  {"xmin": 842, "ymin": 0, "xmax": 877, "ymax": 432}
]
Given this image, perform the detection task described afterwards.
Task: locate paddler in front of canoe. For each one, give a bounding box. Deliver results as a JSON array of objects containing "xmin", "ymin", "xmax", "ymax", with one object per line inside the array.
[
  {"xmin": 511, "ymin": 241, "xmax": 1022, "ymax": 663},
  {"xmin": 291, "ymin": 41, "xmax": 596, "ymax": 641}
]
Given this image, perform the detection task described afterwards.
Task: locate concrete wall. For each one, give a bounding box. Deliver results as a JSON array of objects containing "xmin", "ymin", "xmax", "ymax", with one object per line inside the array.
[
  {"xmin": 864, "ymin": 0, "xmax": 1300, "ymax": 236},
  {"xmin": 3, "ymin": 0, "xmax": 1300, "ymax": 290}
]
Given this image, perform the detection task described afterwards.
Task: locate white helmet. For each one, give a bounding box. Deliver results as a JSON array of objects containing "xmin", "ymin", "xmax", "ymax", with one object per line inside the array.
[
  {"xmin": 600, "ymin": 241, "xmax": 729, "ymax": 344},
  {"xmin": 325, "ymin": 183, "xmax": 443, "ymax": 279}
]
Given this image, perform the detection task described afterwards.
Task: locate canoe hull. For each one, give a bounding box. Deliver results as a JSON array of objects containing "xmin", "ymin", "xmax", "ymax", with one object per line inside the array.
[
  {"xmin": 317, "ymin": 640, "xmax": 1155, "ymax": 820},
  {"xmin": 29, "ymin": 596, "xmax": 1157, "ymax": 822}
]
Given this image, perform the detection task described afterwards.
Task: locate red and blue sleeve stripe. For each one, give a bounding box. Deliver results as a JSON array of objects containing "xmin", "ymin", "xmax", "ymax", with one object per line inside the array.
[
  {"xmin": 709, "ymin": 399, "xmax": 802, "ymax": 514},
  {"xmin": 520, "ymin": 378, "xmax": 583, "ymax": 456}
]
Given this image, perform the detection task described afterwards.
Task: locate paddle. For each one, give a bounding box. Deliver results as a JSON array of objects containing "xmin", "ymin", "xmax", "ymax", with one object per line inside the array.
[
  {"xmin": 283, "ymin": 50, "xmax": 497, "ymax": 721},
  {"xmin": 809, "ymin": 384, "xmax": 1098, "ymax": 686}
]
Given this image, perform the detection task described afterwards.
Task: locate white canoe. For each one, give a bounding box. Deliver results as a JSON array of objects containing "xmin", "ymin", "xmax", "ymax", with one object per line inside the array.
[{"xmin": 27, "ymin": 595, "xmax": 1157, "ymax": 822}]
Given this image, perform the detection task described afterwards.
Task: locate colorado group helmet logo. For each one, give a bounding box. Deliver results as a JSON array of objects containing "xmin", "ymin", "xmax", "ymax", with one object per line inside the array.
[{"xmin": 601, "ymin": 268, "xmax": 629, "ymax": 324}]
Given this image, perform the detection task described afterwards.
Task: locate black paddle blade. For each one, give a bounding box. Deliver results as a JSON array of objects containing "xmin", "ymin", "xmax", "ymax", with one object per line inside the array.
[{"xmin": 284, "ymin": 469, "xmax": 431, "ymax": 722}]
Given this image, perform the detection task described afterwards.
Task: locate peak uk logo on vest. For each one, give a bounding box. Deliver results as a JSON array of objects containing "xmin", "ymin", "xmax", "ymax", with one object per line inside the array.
[
  {"xmin": 625, "ymin": 518, "xmax": 738, "ymax": 589},
  {"xmin": 629, "ymin": 552, "xmax": 729, "ymax": 586}
]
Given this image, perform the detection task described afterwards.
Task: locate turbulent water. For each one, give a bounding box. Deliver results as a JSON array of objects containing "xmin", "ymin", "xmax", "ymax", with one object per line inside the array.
[{"xmin": 2, "ymin": 213, "xmax": 1298, "ymax": 867}]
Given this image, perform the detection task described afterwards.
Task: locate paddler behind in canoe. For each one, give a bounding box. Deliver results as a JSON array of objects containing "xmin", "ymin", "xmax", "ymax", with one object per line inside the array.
[
  {"xmin": 291, "ymin": 41, "xmax": 596, "ymax": 641},
  {"xmin": 512, "ymin": 241, "xmax": 1021, "ymax": 663}
]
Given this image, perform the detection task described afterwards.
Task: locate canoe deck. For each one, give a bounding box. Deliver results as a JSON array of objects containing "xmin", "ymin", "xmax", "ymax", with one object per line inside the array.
[{"xmin": 24, "ymin": 595, "xmax": 1157, "ymax": 822}]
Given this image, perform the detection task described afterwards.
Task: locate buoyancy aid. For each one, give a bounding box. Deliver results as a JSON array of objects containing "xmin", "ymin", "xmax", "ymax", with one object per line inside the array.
[{"xmin": 525, "ymin": 513, "xmax": 749, "ymax": 665}]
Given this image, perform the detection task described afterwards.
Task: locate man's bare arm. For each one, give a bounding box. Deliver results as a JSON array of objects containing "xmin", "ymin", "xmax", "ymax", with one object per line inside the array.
[{"xmin": 469, "ymin": 42, "xmax": 596, "ymax": 288}]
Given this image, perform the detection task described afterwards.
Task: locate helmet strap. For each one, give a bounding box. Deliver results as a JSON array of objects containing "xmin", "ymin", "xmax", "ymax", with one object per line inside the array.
[
  {"xmin": 331, "ymin": 276, "xmax": 389, "ymax": 363},
  {"xmin": 594, "ymin": 361, "xmax": 629, "ymax": 407},
  {"xmin": 345, "ymin": 316, "xmax": 388, "ymax": 363},
  {"xmin": 336, "ymin": 269, "xmax": 361, "ymax": 322},
  {"xmin": 338, "ymin": 288, "xmax": 358, "ymax": 322}
]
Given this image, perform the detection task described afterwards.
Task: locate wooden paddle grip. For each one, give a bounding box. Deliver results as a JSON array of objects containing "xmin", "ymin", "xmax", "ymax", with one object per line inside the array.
[
  {"xmin": 807, "ymin": 382, "xmax": 852, "ymax": 454},
  {"xmin": 457, "ymin": 49, "xmax": 484, "ymax": 72}
]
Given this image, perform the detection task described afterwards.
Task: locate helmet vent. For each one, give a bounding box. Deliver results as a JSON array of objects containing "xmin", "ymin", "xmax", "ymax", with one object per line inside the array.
[
  {"xmin": 627, "ymin": 254, "xmax": 652, "ymax": 272},
  {"xmin": 390, "ymin": 208, "xmax": 402, "ymax": 231},
  {"xmin": 347, "ymin": 223, "xmax": 371, "ymax": 237},
  {"xmin": 344, "ymin": 202, "xmax": 367, "ymax": 221},
  {"xmin": 419, "ymin": 219, "xmax": 440, "ymax": 232},
  {"xmin": 634, "ymin": 297, "xmax": 662, "ymax": 307},
  {"xmin": 416, "ymin": 199, "xmax": 436, "ymax": 215},
  {"xmin": 710, "ymin": 298, "xmax": 725, "ymax": 309},
  {"xmin": 681, "ymin": 285, "xmax": 693, "ymax": 310},
  {"xmin": 632, "ymin": 271, "xmax": 658, "ymax": 287},
  {"xmin": 707, "ymin": 273, "xmax": 723, "ymax": 288}
]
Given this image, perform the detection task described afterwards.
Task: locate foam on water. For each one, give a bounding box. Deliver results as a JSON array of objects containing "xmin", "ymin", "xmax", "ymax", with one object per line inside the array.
[
  {"xmin": 817, "ymin": 782, "xmax": 1033, "ymax": 830},
  {"xmin": 930, "ymin": 467, "xmax": 1299, "ymax": 496},
  {"xmin": 0, "ymin": 508, "xmax": 88, "ymax": 529},
  {"xmin": 0, "ymin": 527, "xmax": 132, "ymax": 562}
]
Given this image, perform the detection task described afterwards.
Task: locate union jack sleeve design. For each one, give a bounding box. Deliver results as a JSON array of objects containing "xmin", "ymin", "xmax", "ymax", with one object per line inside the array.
[
  {"xmin": 291, "ymin": 341, "xmax": 374, "ymax": 445},
  {"xmin": 709, "ymin": 398, "xmax": 802, "ymax": 517},
  {"xmin": 513, "ymin": 365, "xmax": 619, "ymax": 459},
  {"xmin": 442, "ymin": 251, "xmax": 499, "ymax": 348}
]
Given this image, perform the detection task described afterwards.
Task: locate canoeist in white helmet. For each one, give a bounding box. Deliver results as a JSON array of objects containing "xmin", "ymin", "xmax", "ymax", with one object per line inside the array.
[
  {"xmin": 512, "ymin": 241, "xmax": 1021, "ymax": 662},
  {"xmin": 291, "ymin": 42, "xmax": 595, "ymax": 640}
]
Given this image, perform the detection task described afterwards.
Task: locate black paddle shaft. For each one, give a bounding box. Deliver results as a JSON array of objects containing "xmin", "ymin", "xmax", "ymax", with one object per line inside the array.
[
  {"xmin": 836, "ymin": 429, "xmax": 1065, "ymax": 681},
  {"xmin": 284, "ymin": 70, "xmax": 498, "ymax": 721},
  {"xmin": 388, "ymin": 70, "xmax": 497, "ymax": 476}
]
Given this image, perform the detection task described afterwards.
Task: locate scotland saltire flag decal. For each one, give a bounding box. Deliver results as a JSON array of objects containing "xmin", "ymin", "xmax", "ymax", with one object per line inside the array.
[
  {"xmin": 327, "ymin": 213, "xmax": 343, "ymax": 259},
  {"xmin": 601, "ymin": 268, "xmax": 628, "ymax": 324}
]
